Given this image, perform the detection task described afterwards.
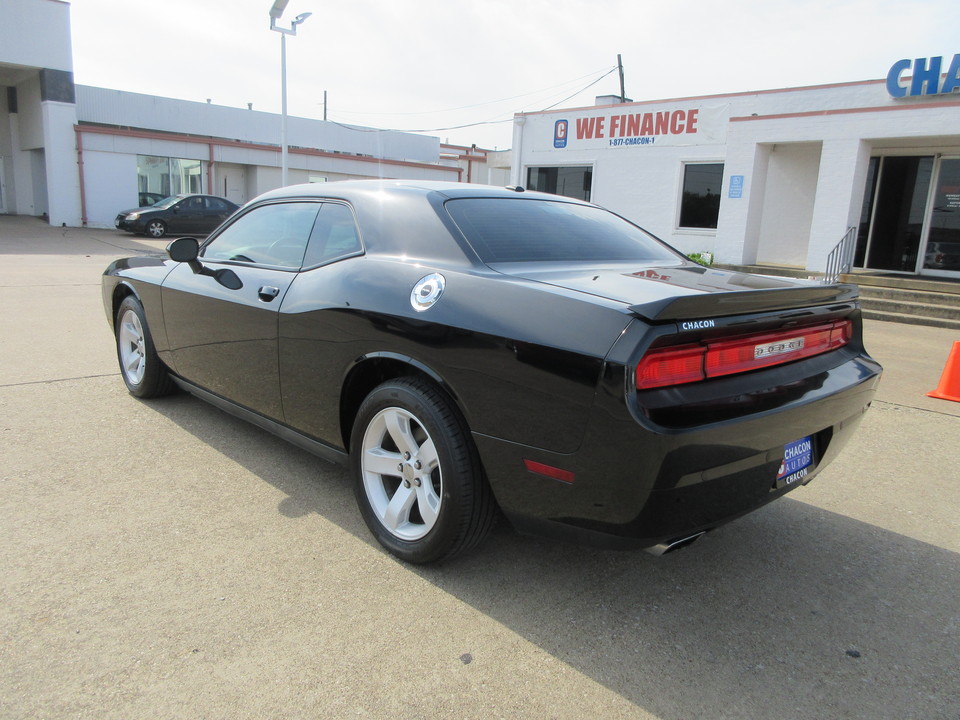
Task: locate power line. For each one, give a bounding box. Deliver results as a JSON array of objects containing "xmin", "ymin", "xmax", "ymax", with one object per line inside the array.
[
  {"xmin": 539, "ymin": 67, "xmax": 619, "ymax": 111},
  {"xmin": 326, "ymin": 66, "xmax": 620, "ymax": 134},
  {"xmin": 327, "ymin": 66, "xmax": 617, "ymax": 118}
]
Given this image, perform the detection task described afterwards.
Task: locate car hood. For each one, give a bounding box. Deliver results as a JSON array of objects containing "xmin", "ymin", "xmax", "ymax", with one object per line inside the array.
[
  {"xmin": 119, "ymin": 206, "xmax": 159, "ymax": 216},
  {"xmin": 490, "ymin": 262, "xmax": 859, "ymax": 321}
]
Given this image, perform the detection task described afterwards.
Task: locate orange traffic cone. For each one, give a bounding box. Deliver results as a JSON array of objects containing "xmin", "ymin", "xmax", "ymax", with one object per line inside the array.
[{"xmin": 927, "ymin": 341, "xmax": 960, "ymax": 403}]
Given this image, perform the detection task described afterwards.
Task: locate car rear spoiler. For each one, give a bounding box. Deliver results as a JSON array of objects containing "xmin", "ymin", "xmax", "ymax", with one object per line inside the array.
[{"xmin": 628, "ymin": 283, "xmax": 860, "ymax": 322}]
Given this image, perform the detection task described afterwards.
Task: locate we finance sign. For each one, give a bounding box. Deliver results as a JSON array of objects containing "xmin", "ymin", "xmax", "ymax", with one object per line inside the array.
[{"xmin": 547, "ymin": 105, "xmax": 723, "ymax": 151}]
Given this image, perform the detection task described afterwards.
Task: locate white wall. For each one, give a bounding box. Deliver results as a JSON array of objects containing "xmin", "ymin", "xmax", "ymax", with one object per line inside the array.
[
  {"xmin": 42, "ymin": 100, "xmax": 81, "ymax": 226},
  {"xmin": 756, "ymin": 143, "xmax": 822, "ymax": 266},
  {"xmin": 517, "ymin": 79, "xmax": 960, "ymax": 271},
  {"xmin": 215, "ymin": 163, "xmax": 247, "ymax": 205},
  {"xmin": 76, "ymin": 86, "xmax": 440, "ymax": 165},
  {"xmin": 83, "ymin": 150, "xmax": 137, "ymax": 226},
  {"xmin": 30, "ymin": 148, "xmax": 46, "ymax": 215},
  {"xmin": 0, "ymin": 0, "xmax": 73, "ymax": 72},
  {"xmin": 16, "ymin": 75, "xmax": 44, "ymax": 150}
]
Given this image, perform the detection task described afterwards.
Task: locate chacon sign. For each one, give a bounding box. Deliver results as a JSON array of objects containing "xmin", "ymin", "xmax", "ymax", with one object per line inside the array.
[{"xmin": 887, "ymin": 54, "xmax": 960, "ymax": 98}]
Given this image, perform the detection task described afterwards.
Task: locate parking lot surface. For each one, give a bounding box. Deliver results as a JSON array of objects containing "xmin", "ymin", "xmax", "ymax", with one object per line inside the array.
[{"xmin": 2, "ymin": 216, "xmax": 959, "ymax": 719}]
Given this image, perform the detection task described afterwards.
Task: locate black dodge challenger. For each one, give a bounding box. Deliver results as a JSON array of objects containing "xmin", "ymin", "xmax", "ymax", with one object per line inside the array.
[{"xmin": 102, "ymin": 180, "xmax": 882, "ymax": 563}]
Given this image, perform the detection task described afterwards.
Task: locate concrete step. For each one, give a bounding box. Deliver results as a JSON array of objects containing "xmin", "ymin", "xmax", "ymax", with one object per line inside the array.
[
  {"xmin": 858, "ymin": 285, "xmax": 960, "ymax": 308},
  {"xmin": 859, "ymin": 297, "xmax": 960, "ymax": 321},
  {"xmin": 861, "ymin": 309, "xmax": 960, "ymax": 331},
  {"xmin": 839, "ymin": 272, "xmax": 960, "ymax": 296}
]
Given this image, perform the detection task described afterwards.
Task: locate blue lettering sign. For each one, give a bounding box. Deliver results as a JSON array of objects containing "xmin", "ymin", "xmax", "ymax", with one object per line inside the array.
[
  {"xmin": 887, "ymin": 54, "xmax": 960, "ymax": 98},
  {"xmin": 943, "ymin": 54, "xmax": 960, "ymax": 94},
  {"xmin": 911, "ymin": 56, "xmax": 942, "ymax": 96},
  {"xmin": 886, "ymin": 58, "xmax": 911, "ymax": 98}
]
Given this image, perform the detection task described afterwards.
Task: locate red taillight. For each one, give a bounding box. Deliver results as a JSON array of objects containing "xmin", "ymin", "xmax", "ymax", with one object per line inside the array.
[
  {"xmin": 636, "ymin": 320, "xmax": 852, "ymax": 390},
  {"xmin": 636, "ymin": 344, "xmax": 706, "ymax": 389}
]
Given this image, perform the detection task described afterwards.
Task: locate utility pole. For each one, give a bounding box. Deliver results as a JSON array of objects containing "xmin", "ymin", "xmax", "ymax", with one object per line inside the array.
[{"xmin": 618, "ymin": 54, "xmax": 626, "ymax": 103}]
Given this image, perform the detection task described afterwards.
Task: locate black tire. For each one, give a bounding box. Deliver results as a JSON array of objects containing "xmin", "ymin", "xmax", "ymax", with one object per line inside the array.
[
  {"xmin": 351, "ymin": 377, "xmax": 496, "ymax": 563},
  {"xmin": 145, "ymin": 219, "xmax": 167, "ymax": 238},
  {"xmin": 115, "ymin": 295, "xmax": 175, "ymax": 398}
]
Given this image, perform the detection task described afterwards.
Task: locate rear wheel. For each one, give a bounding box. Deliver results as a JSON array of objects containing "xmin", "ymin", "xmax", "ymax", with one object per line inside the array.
[
  {"xmin": 351, "ymin": 378, "xmax": 495, "ymax": 563},
  {"xmin": 115, "ymin": 295, "xmax": 174, "ymax": 398}
]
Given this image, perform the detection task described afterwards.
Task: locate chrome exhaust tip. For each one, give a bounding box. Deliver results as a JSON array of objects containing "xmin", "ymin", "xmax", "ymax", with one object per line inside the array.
[{"xmin": 645, "ymin": 531, "xmax": 707, "ymax": 556}]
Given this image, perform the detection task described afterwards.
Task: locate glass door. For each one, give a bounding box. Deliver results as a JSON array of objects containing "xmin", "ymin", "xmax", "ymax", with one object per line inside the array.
[
  {"xmin": 859, "ymin": 156, "xmax": 934, "ymax": 273},
  {"xmin": 919, "ymin": 156, "xmax": 960, "ymax": 277}
]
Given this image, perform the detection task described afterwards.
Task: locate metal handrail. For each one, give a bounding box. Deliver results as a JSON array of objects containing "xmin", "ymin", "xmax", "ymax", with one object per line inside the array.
[{"xmin": 823, "ymin": 226, "xmax": 857, "ymax": 284}]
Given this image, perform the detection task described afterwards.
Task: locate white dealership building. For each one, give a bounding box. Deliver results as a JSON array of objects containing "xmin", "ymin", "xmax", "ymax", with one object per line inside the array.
[
  {"xmin": 0, "ymin": 0, "xmax": 499, "ymax": 230},
  {"xmin": 511, "ymin": 56, "xmax": 960, "ymax": 280},
  {"xmin": 3, "ymin": 0, "xmax": 959, "ymax": 281}
]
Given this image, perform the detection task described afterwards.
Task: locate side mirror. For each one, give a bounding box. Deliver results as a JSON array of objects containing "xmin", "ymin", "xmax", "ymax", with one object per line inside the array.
[{"xmin": 167, "ymin": 237, "xmax": 199, "ymax": 262}]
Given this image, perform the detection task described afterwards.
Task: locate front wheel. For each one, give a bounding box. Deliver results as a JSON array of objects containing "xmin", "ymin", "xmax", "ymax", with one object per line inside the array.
[
  {"xmin": 115, "ymin": 295, "xmax": 174, "ymax": 398},
  {"xmin": 351, "ymin": 378, "xmax": 496, "ymax": 563},
  {"xmin": 145, "ymin": 219, "xmax": 167, "ymax": 238}
]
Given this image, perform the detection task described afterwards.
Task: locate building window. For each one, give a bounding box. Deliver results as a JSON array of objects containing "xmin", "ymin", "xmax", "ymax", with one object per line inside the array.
[
  {"xmin": 526, "ymin": 166, "xmax": 592, "ymax": 201},
  {"xmin": 679, "ymin": 163, "xmax": 723, "ymax": 229},
  {"xmin": 137, "ymin": 155, "xmax": 203, "ymax": 199}
]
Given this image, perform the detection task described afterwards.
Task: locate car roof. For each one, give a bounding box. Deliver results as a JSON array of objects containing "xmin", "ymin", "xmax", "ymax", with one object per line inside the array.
[
  {"xmin": 236, "ymin": 181, "xmax": 596, "ymax": 268},
  {"xmin": 252, "ymin": 179, "xmax": 590, "ymax": 205}
]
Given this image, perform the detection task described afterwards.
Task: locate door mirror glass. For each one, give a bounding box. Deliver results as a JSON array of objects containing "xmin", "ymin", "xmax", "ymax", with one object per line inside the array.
[{"xmin": 167, "ymin": 237, "xmax": 199, "ymax": 262}]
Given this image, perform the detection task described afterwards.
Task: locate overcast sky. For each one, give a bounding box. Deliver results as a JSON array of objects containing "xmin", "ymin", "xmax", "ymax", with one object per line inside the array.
[{"xmin": 69, "ymin": 0, "xmax": 959, "ymax": 150}]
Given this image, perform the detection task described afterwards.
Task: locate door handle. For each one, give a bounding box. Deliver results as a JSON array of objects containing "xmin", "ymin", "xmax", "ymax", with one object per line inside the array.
[{"xmin": 258, "ymin": 285, "xmax": 280, "ymax": 302}]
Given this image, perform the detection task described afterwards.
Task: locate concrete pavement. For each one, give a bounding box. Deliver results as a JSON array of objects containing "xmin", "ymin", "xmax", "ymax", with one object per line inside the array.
[{"xmin": 1, "ymin": 215, "xmax": 958, "ymax": 719}]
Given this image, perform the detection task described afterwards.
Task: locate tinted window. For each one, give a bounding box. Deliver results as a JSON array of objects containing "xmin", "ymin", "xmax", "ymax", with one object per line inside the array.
[
  {"xmin": 202, "ymin": 202, "xmax": 320, "ymax": 268},
  {"xmin": 679, "ymin": 163, "xmax": 723, "ymax": 229},
  {"xmin": 208, "ymin": 198, "xmax": 231, "ymax": 211},
  {"xmin": 526, "ymin": 166, "xmax": 592, "ymax": 201},
  {"xmin": 302, "ymin": 203, "xmax": 362, "ymax": 267},
  {"xmin": 444, "ymin": 198, "xmax": 677, "ymax": 264}
]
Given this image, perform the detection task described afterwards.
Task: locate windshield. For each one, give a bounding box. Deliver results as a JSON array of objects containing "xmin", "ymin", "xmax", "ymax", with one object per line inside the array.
[
  {"xmin": 445, "ymin": 198, "xmax": 680, "ymax": 264},
  {"xmin": 149, "ymin": 196, "xmax": 182, "ymax": 210}
]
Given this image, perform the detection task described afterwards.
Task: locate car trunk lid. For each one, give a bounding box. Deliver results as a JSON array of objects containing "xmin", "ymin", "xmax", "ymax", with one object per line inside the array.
[{"xmin": 489, "ymin": 262, "xmax": 859, "ymax": 321}]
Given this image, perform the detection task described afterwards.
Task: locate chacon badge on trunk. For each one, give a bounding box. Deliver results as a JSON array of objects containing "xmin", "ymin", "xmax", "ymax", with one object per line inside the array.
[{"xmin": 411, "ymin": 273, "xmax": 445, "ymax": 312}]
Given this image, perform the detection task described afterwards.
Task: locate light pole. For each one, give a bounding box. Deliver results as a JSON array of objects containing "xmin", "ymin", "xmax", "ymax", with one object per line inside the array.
[{"xmin": 269, "ymin": 0, "xmax": 311, "ymax": 187}]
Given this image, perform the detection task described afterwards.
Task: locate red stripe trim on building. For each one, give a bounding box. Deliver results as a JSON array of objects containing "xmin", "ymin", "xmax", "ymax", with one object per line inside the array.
[
  {"xmin": 74, "ymin": 124, "xmax": 462, "ymax": 174},
  {"xmin": 516, "ymin": 79, "xmax": 888, "ymax": 117},
  {"xmin": 730, "ymin": 99, "xmax": 960, "ymax": 122}
]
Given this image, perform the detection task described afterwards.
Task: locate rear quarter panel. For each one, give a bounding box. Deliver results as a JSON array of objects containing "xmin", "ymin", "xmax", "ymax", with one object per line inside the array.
[{"xmin": 278, "ymin": 256, "xmax": 635, "ymax": 453}]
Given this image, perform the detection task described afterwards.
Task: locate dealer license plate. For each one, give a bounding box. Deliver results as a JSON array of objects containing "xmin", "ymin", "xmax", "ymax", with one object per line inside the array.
[{"xmin": 777, "ymin": 436, "xmax": 813, "ymax": 485}]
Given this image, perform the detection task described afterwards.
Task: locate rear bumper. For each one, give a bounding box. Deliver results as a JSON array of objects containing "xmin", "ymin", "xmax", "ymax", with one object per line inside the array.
[{"xmin": 474, "ymin": 350, "xmax": 881, "ymax": 550}]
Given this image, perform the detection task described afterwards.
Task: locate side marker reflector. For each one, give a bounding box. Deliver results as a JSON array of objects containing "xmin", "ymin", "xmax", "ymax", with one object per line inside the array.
[{"xmin": 524, "ymin": 459, "xmax": 575, "ymax": 484}]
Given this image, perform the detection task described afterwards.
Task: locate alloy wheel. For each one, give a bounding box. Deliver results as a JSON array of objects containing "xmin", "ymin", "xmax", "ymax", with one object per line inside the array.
[{"xmin": 360, "ymin": 406, "xmax": 442, "ymax": 541}]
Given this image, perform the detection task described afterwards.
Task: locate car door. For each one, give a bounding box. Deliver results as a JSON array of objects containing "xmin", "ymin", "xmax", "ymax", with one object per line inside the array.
[
  {"xmin": 166, "ymin": 196, "xmax": 202, "ymax": 234},
  {"xmin": 204, "ymin": 197, "xmax": 236, "ymax": 234},
  {"xmin": 278, "ymin": 202, "xmax": 365, "ymax": 440},
  {"xmin": 161, "ymin": 201, "xmax": 322, "ymax": 420}
]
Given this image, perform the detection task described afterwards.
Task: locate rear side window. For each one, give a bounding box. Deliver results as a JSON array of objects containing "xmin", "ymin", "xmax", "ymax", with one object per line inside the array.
[
  {"xmin": 302, "ymin": 203, "xmax": 362, "ymax": 267},
  {"xmin": 444, "ymin": 198, "xmax": 678, "ymax": 264}
]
